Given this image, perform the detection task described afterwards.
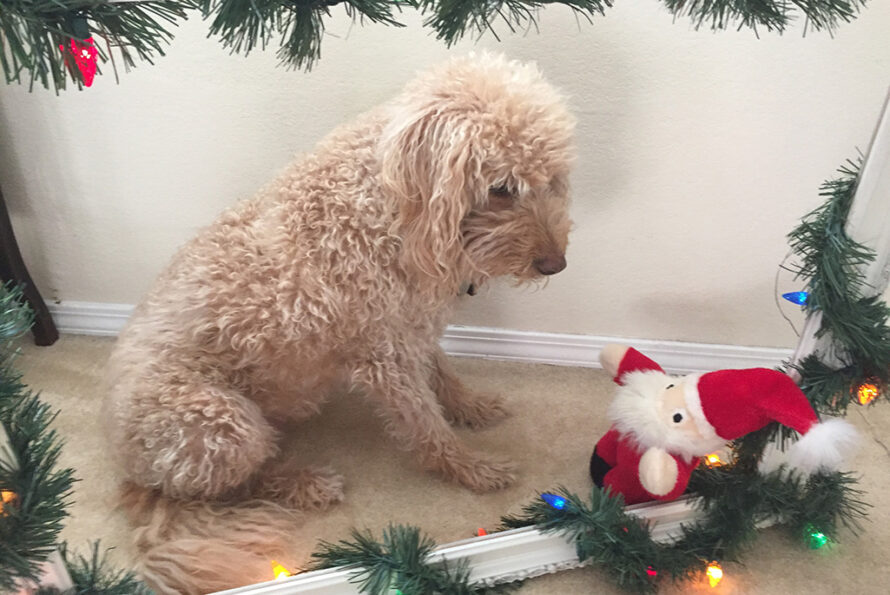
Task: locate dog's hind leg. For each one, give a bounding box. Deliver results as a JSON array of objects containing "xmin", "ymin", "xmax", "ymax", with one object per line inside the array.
[
  {"xmin": 350, "ymin": 346, "xmax": 516, "ymax": 492},
  {"xmin": 430, "ymin": 347, "xmax": 509, "ymax": 429},
  {"xmin": 123, "ymin": 373, "xmax": 279, "ymax": 500}
]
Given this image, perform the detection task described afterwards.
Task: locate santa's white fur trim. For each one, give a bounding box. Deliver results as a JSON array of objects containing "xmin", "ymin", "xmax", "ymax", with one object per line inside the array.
[
  {"xmin": 787, "ymin": 418, "xmax": 859, "ymax": 472},
  {"xmin": 682, "ymin": 374, "xmax": 722, "ymax": 444},
  {"xmin": 639, "ymin": 447, "xmax": 678, "ymax": 497}
]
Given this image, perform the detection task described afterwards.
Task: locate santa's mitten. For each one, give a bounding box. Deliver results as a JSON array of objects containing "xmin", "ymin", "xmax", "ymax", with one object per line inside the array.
[{"xmin": 638, "ymin": 447, "xmax": 679, "ymax": 497}]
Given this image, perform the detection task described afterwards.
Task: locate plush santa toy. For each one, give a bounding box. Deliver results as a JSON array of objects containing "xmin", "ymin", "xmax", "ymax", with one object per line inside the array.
[{"xmin": 590, "ymin": 344, "xmax": 857, "ymax": 505}]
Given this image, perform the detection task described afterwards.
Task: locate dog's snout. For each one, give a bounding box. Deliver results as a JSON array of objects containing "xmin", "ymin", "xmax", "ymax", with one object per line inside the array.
[{"xmin": 534, "ymin": 254, "xmax": 567, "ymax": 276}]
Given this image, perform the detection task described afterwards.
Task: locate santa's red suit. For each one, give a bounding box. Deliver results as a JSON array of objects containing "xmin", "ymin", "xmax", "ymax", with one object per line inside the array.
[{"xmin": 590, "ymin": 348, "xmax": 700, "ymax": 505}]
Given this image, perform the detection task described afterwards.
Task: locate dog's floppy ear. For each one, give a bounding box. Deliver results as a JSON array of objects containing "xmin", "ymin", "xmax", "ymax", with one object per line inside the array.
[{"xmin": 379, "ymin": 102, "xmax": 483, "ymax": 287}]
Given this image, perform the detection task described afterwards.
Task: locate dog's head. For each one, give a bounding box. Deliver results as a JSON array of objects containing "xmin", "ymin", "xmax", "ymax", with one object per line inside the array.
[{"xmin": 379, "ymin": 53, "xmax": 575, "ymax": 297}]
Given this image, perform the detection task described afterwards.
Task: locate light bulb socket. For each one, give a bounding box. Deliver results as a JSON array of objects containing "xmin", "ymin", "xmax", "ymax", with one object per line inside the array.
[{"xmin": 67, "ymin": 11, "xmax": 91, "ymax": 40}]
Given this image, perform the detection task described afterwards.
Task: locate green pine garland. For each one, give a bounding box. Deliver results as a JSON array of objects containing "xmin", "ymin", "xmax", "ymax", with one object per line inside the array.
[
  {"xmin": 0, "ymin": 285, "xmax": 151, "ymax": 593},
  {"xmin": 786, "ymin": 160, "xmax": 890, "ymax": 415},
  {"xmin": 55, "ymin": 542, "xmax": 154, "ymax": 594},
  {"xmin": 0, "ymin": 285, "xmax": 69, "ymax": 592},
  {"xmin": 310, "ymin": 525, "xmax": 521, "ymax": 594},
  {"xmin": 307, "ymin": 467, "xmax": 866, "ymax": 594},
  {"xmin": 0, "ymin": 0, "xmax": 870, "ymax": 91},
  {"xmin": 498, "ymin": 469, "xmax": 866, "ymax": 594}
]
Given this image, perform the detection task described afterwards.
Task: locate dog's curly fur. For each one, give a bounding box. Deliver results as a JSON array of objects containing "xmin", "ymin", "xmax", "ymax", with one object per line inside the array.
[{"xmin": 104, "ymin": 52, "xmax": 575, "ymax": 593}]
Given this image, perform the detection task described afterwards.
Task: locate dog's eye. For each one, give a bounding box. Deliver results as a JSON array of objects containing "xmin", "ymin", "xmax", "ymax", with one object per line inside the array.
[
  {"xmin": 666, "ymin": 384, "xmax": 674, "ymax": 390},
  {"xmin": 488, "ymin": 185, "xmax": 516, "ymax": 210},
  {"xmin": 489, "ymin": 185, "xmax": 515, "ymax": 199}
]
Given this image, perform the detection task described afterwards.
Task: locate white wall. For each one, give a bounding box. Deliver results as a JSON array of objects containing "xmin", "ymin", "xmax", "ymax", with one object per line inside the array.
[{"xmin": 1, "ymin": 3, "xmax": 888, "ymax": 349}]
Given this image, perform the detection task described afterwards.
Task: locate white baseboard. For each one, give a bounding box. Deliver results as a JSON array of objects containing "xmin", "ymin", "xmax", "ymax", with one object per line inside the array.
[
  {"xmin": 49, "ymin": 301, "xmax": 134, "ymax": 337},
  {"xmin": 48, "ymin": 301, "xmax": 793, "ymax": 374},
  {"xmin": 440, "ymin": 326, "xmax": 792, "ymax": 374}
]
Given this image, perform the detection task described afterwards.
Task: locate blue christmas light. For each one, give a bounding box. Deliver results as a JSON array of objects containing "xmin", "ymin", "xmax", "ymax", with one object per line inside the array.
[
  {"xmin": 541, "ymin": 493, "xmax": 567, "ymax": 510},
  {"xmin": 782, "ymin": 291, "xmax": 809, "ymax": 306}
]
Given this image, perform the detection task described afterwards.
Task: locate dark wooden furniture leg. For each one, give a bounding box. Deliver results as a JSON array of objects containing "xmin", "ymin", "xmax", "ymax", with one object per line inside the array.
[{"xmin": 0, "ymin": 185, "xmax": 58, "ymax": 346}]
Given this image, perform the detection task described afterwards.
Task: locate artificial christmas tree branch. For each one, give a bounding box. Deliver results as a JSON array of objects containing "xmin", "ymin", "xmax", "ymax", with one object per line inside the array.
[
  {"xmin": 662, "ymin": 0, "xmax": 865, "ymax": 33},
  {"xmin": 198, "ymin": 0, "xmax": 406, "ymax": 70},
  {"xmin": 0, "ymin": 0, "xmax": 870, "ymax": 91},
  {"xmin": 0, "ymin": 0, "xmax": 196, "ymax": 90}
]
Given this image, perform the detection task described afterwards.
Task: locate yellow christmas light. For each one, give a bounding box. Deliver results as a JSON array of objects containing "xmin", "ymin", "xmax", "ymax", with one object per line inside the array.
[
  {"xmin": 857, "ymin": 382, "xmax": 879, "ymax": 406},
  {"xmin": 704, "ymin": 453, "xmax": 723, "ymax": 467},
  {"xmin": 0, "ymin": 490, "xmax": 15, "ymax": 514},
  {"xmin": 271, "ymin": 561, "xmax": 291, "ymax": 580},
  {"xmin": 706, "ymin": 561, "xmax": 723, "ymax": 588}
]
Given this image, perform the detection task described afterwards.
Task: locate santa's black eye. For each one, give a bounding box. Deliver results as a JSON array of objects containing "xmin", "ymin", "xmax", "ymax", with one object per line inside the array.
[
  {"xmin": 666, "ymin": 384, "xmax": 675, "ymax": 390},
  {"xmin": 672, "ymin": 413, "xmax": 683, "ymax": 423}
]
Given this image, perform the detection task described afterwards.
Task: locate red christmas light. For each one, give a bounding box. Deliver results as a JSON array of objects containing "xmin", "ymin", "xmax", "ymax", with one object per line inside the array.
[{"xmin": 59, "ymin": 37, "xmax": 98, "ymax": 87}]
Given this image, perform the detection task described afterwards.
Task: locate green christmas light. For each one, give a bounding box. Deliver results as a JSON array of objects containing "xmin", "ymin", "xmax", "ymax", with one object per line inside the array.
[{"xmin": 806, "ymin": 525, "xmax": 829, "ymax": 549}]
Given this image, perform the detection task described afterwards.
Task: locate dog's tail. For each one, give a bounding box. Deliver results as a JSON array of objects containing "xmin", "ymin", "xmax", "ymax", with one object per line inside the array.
[{"xmin": 121, "ymin": 483, "xmax": 301, "ymax": 595}]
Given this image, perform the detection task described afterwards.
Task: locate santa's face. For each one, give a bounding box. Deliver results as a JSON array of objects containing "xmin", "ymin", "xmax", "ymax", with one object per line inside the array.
[
  {"xmin": 662, "ymin": 377, "xmax": 730, "ymax": 457},
  {"xmin": 659, "ymin": 381, "xmax": 711, "ymax": 448},
  {"xmin": 609, "ymin": 371, "xmax": 728, "ymax": 460}
]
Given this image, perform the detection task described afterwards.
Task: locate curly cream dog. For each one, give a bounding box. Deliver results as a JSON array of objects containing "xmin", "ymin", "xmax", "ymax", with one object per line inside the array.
[{"xmin": 105, "ymin": 52, "xmax": 574, "ymax": 593}]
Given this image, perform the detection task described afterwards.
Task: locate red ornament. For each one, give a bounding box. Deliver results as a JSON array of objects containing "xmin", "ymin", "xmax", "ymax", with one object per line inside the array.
[
  {"xmin": 646, "ymin": 566, "xmax": 658, "ymax": 577},
  {"xmin": 59, "ymin": 37, "xmax": 98, "ymax": 86}
]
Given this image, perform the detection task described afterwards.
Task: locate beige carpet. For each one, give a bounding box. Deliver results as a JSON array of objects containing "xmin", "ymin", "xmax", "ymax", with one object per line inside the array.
[{"xmin": 14, "ymin": 335, "xmax": 890, "ymax": 594}]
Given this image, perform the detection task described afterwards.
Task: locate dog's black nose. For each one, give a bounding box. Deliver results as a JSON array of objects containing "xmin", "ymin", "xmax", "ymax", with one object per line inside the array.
[{"xmin": 534, "ymin": 254, "xmax": 567, "ymax": 275}]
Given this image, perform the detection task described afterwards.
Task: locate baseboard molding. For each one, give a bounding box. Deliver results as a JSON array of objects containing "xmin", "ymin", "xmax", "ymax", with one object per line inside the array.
[
  {"xmin": 48, "ymin": 301, "xmax": 793, "ymax": 374},
  {"xmin": 49, "ymin": 301, "xmax": 134, "ymax": 337}
]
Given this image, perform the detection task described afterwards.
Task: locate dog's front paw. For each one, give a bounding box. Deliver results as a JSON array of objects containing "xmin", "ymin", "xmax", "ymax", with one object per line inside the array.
[
  {"xmin": 442, "ymin": 453, "xmax": 517, "ymax": 492},
  {"xmin": 260, "ymin": 466, "xmax": 345, "ymax": 511},
  {"xmin": 445, "ymin": 392, "xmax": 510, "ymax": 429}
]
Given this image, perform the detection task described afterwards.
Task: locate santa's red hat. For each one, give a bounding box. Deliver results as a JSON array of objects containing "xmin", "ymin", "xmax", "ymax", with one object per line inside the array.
[{"xmin": 684, "ymin": 368, "xmax": 857, "ymax": 472}]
